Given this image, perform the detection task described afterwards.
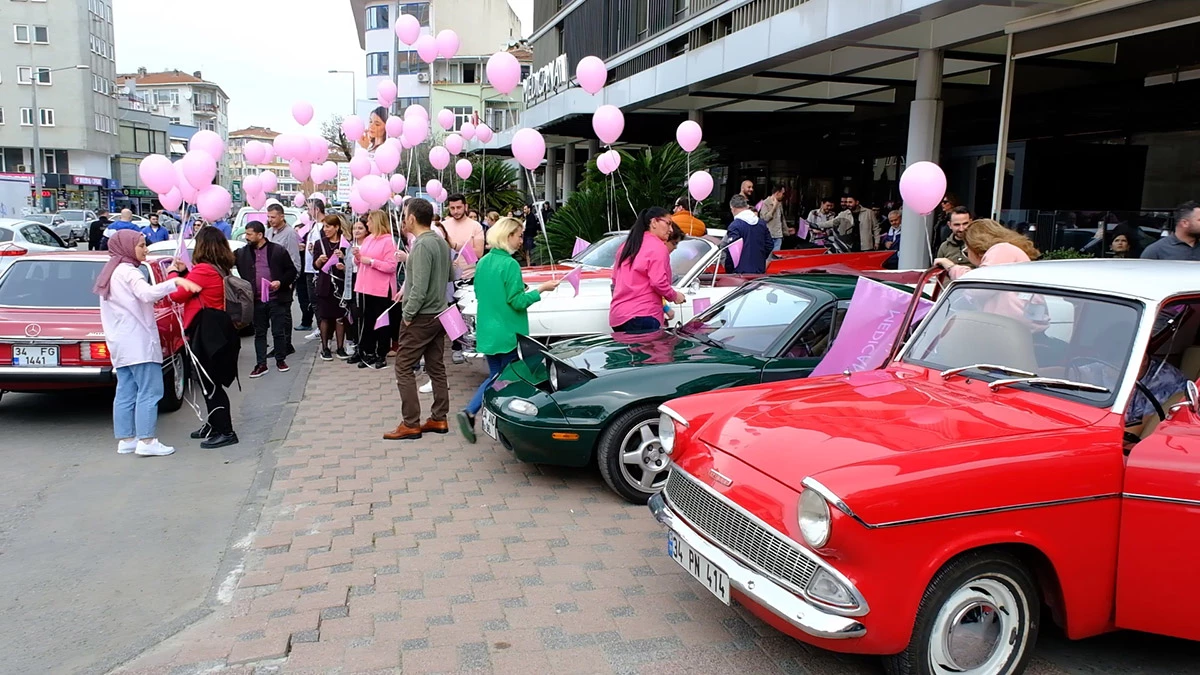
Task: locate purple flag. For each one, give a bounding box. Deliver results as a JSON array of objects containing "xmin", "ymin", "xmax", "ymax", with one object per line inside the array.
[
  {"xmin": 296, "ymin": 224, "xmax": 312, "ymax": 240},
  {"xmin": 321, "ymin": 252, "xmax": 339, "ymax": 273},
  {"xmin": 692, "ymin": 297, "xmax": 711, "ymax": 314},
  {"xmin": 796, "ymin": 218, "xmax": 810, "ymax": 240},
  {"xmin": 811, "ymin": 278, "xmax": 919, "ymax": 377},
  {"xmin": 572, "ymin": 237, "xmax": 590, "ymax": 257},
  {"xmin": 260, "ymin": 277, "xmax": 270, "ymax": 300},
  {"xmin": 174, "ymin": 234, "xmax": 192, "ymax": 270},
  {"xmin": 727, "ymin": 239, "xmax": 744, "ymax": 269},
  {"xmin": 182, "ymin": 221, "xmax": 194, "ymax": 240},
  {"xmin": 340, "ymin": 236, "xmax": 351, "ymax": 249},
  {"xmin": 374, "ymin": 311, "xmax": 389, "ymax": 331},
  {"xmin": 563, "ymin": 266, "xmax": 582, "ymax": 297},
  {"xmin": 438, "ymin": 305, "xmax": 468, "ymax": 341}
]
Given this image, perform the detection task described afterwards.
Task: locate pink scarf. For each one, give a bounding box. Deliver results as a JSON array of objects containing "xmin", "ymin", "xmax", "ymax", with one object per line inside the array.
[{"xmin": 92, "ymin": 229, "xmax": 143, "ymax": 300}]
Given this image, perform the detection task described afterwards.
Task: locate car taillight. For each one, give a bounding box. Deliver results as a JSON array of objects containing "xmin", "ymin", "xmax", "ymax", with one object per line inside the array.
[
  {"xmin": 0, "ymin": 344, "xmax": 11, "ymax": 362},
  {"xmin": 81, "ymin": 342, "xmax": 109, "ymax": 361},
  {"xmin": 0, "ymin": 244, "xmax": 28, "ymax": 257}
]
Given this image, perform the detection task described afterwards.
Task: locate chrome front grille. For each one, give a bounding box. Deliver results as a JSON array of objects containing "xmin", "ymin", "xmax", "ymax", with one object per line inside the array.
[{"xmin": 664, "ymin": 468, "xmax": 818, "ymax": 594}]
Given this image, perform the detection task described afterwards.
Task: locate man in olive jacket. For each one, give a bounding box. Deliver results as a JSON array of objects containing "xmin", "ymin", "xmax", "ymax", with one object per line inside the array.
[{"xmin": 386, "ymin": 198, "xmax": 453, "ymax": 441}]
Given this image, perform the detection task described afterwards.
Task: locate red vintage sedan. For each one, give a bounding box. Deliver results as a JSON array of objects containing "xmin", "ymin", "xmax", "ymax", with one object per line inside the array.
[
  {"xmin": 0, "ymin": 251, "xmax": 189, "ymax": 410},
  {"xmin": 652, "ymin": 259, "xmax": 1200, "ymax": 674}
]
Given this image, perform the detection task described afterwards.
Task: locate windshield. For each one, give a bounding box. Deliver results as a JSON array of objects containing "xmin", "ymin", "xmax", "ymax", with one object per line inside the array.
[
  {"xmin": 26, "ymin": 215, "xmax": 56, "ymax": 225},
  {"xmin": 681, "ymin": 282, "xmax": 813, "ymax": 354},
  {"xmin": 0, "ymin": 260, "xmax": 107, "ymax": 307},
  {"xmin": 58, "ymin": 210, "xmax": 86, "ymax": 221},
  {"xmin": 574, "ymin": 234, "xmax": 627, "ymax": 267},
  {"xmin": 670, "ymin": 239, "xmax": 713, "ymax": 283},
  {"xmin": 904, "ymin": 284, "xmax": 1142, "ymax": 406}
]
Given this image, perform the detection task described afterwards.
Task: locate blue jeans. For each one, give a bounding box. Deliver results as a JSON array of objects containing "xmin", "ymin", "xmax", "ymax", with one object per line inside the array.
[
  {"xmin": 113, "ymin": 362, "xmax": 164, "ymax": 440},
  {"xmin": 466, "ymin": 351, "xmax": 518, "ymax": 416},
  {"xmin": 772, "ymin": 237, "xmax": 783, "ymax": 251},
  {"xmin": 612, "ymin": 316, "xmax": 662, "ymax": 334}
]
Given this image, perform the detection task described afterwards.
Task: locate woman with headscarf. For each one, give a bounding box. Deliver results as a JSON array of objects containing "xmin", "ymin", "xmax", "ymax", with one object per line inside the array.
[
  {"xmin": 609, "ymin": 207, "xmax": 686, "ymax": 335},
  {"xmin": 358, "ymin": 106, "xmax": 388, "ymax": 154},
  {"xmin": 95, "ymin": 229, "xmax": 200, "ymax": 457}
]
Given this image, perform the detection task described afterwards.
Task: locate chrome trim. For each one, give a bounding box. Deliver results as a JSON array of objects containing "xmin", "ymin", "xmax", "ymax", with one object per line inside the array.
[
  {"xmin": 869, "ymin": 493, "xmax": 1119, "ymax": 528},
  {"xmin": 801, "ymin": 477, "xmax": 865, "ymax": 525},
  {"xmin": 1124, "ymin": 493, "xmax": 1200, "ymax": 508},
  {"xmin": 650, "ymin": 492, "xmax": 867, "ymax": 641},
  {"xmin": 658, "ymin": 404, "xmax": 689, "ymax": 428},
  {"xmin": 0, "ymin": 365, "xmax": 111, "ymax": 381},
  {"xmin": 940, "ymin": 364, "xmax": 1038, "ymax": 380},
  {"xmin": 664, "ymin": 465, "xmax": 869, "ymax": 617}
]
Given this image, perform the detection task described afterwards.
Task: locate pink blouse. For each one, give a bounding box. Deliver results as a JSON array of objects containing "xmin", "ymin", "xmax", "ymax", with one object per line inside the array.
[
  {"xmin": 609, "ymin": 233, "xmax": 676, "ymax": 328},
  {"xmin": 353, "ymin": 234, "xmax": 399, "ymax": 298}
]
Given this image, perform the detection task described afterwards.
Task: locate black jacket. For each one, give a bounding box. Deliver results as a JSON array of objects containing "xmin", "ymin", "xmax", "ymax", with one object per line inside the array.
[
  {"xmin": 88, "ymin": 217, "xmax": 109, "ymax": 250},
  {"xmin": 235, "ymin": 240, "xmax": 299, "ymax": 304},
  {"xmin": 186, "ymin": 308, "xmax": 241, "ymax": 388}
]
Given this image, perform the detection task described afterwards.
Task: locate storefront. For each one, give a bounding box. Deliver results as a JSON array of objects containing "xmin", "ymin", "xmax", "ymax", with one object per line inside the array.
[
  {"xmin": 112, "ymin": 187, "xmax": 160, "ymax": 215},
  {"xmin": 40, "ymin": 174, "xmax": 120, "ymax": 212}
]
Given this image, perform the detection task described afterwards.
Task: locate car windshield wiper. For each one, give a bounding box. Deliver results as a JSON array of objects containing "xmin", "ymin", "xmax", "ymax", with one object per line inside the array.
[
  {"xmin": 988, "ymin": 377, "xmax": 1110, "ymax": 394},
  {"xmin": 684, "ymin": 330, "xmax": 723, "ymax": 349},
  {"xmin": 941, "ymin": 363, "xmax": 1038, "ymax": 380}
]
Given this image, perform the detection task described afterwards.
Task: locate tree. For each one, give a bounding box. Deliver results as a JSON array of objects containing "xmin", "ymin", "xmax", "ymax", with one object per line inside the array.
[
  {"xmin": 321, "ymin": 115, "xmax": 353, "ymax": 162},
  {"xmin": 460, "ymin": 156, "xmax": 524, "ymax": 216}
]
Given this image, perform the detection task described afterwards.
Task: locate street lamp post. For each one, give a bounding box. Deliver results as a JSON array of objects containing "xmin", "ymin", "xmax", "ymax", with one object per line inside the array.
[
  {"xmin": 30, "ymin": 63, "xmax": 89, "ymax": 212},
  {"xmin": 327, "ymin": 70, "xmax": 357, "ymax": 117}
]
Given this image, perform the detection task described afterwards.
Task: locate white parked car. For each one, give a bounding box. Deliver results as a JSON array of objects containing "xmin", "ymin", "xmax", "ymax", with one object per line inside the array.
[
  {"xmin": 0, "ymin": 218, "xmax": 71, "ymax": 275},
  {"xmin": 231, "ymin": 205, "xmax": 304, "ymax": 241}
]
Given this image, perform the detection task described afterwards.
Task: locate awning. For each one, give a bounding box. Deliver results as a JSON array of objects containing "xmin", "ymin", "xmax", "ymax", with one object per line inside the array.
[{"xmin": 169, "ymin": 141, "xmax": 187, "ymax": 155}]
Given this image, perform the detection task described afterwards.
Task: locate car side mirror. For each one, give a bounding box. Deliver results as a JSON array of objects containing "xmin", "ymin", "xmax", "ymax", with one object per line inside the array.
[
  {"xmin": 1169, "ymin": 381, "xmax": 1200, "ymax": 416},
  {"xmin": 687, "ymin": 281, "xmax": 699, "ymax": 295}
]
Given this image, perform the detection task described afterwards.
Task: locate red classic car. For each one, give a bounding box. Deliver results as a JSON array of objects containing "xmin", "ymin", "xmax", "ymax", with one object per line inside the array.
[
  {"xmin": 651, "ymin": 259, "xmax": 1200, "ymax": 674},
  {"xmin": 0, "ymin": 251, "xmax": 189, "ymax": 410}
]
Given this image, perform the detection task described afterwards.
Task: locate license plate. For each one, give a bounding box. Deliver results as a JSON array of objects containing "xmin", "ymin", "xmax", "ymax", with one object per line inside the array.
[
  {"xmin": 667, "ymin": 530, "xmax": 730, "ymax": 604},
  {"xmin": 13, "ymin": 345, "xmax": 59, "ymax": 367},
  {"xmin": 481, "ymin": 407, "xmax": 498, "ymax": 441}
]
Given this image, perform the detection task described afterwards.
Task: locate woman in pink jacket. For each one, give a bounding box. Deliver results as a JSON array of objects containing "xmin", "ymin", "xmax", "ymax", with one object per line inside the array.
[
  {"xmin": 351, "ymin": 210, "xmax": 398, "ymax": 369},
  {"xmin": 609, "ymin": 207, "xmax": 685, "ymax": 334}
]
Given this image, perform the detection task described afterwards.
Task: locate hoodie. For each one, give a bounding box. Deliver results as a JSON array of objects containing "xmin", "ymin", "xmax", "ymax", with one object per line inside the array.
[{"xmin": 724, "ymin": 210, "xmax": 774, "ymax": 274}]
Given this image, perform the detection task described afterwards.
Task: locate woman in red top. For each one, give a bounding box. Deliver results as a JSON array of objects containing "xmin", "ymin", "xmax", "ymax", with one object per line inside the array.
[{"xmin": 168, "ymin": 227, "xmax": 241, "ymax": 448}]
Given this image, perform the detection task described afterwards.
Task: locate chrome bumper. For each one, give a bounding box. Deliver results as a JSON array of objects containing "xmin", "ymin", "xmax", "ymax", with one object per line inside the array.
[
  {"xmin": 649, "ymin": 492, "xmax": 866, "ymax": 640},
  {"xmin": 0, "ymin": 365, "xmax": 114, "ymax": 384}
]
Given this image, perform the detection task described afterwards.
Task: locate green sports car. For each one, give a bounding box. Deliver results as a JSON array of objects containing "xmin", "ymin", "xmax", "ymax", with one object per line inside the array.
[{"xmin": 480, "ymin": 273, "xmax": 914, "ymax": 503}]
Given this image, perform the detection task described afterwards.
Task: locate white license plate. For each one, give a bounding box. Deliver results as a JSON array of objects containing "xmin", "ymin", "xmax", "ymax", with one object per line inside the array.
[
  {"xmin": 13, "ymin": 345, "xmax": 59, "ymax": 367},
  {"xmin": 667, "ymin": 530, "xmax": 730, "ymax": 604},
  {"xmin": 481, "ymin": 407, "xmax": 498, "ymax": 441}
]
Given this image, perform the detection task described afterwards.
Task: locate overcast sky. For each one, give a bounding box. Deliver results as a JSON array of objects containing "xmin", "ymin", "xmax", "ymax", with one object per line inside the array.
[{"xmin": 113, "ymin": 0, "xmax": 533, "ymax": 133}]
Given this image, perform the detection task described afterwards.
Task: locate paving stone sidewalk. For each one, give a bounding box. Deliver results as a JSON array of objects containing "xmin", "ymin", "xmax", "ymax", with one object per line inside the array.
[{"xmin": 111, "ymin": 354, "xmax": 1083, "ymax": 675}]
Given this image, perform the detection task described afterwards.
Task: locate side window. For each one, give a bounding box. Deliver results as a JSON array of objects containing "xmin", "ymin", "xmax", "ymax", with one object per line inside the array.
[
  {"xmin": 0, "ymin": 229, "xmax": 13, "ymax": 243},
  {"xmin": 782, "ymin": 305, "xmax": 843, "ymax": 358},
  {"xmin": 138, "ymin": 264, "xmax": 153, "ymax": 283},
  {"xmin": 21, "ymin": 224, "xmax": 59, "ymax": 247}
]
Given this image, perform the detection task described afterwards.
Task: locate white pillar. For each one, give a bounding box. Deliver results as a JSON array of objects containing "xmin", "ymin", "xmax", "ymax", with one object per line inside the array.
[
  {"xmin": 563, "ymin": 142, "xmax": 576, "ymax": 203},
  {"xmin": 991, "ymin": 35, "xmax": 1015, "ymax": 219},
  {"xmin": 899, "ymin": 49, "xmax": 945, "ymax": 270},
  {"xmin": 545, "ymin": 146, "xmax": 558, "ymax": 207}
]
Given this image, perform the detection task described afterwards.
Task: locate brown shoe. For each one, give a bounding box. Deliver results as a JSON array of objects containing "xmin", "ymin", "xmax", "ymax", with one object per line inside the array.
[
  {"xmin": 383, "ymin": 424, "xmax": 423, "ymax": 441},
  {"xmin": 420, "ymin": 418, "xmax": 449, "ymax": 434}
]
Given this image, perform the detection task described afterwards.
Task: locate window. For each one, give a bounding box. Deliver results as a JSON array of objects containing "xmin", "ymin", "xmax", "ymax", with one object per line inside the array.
[
  {"xmin": 39, "ymin": 109, "xmax": 54, "ymax": 126},
  {"xmin": 0, "ymin": 108, "xmax": 4, "ymax": 125},
  {"xmin": 14, "ymin": 25, "xmax": 29, "ymax": 43},
  {"xmin": 398, "ymin": 2, "xmax": 429, "ymax": 25},
  {"xmin": 41, "ymin": 149, "xmax": 55, "ymax": 172},
  {"xmin": 366, "ymin": 5, "xmax": 389, "ymax": 30},
  {"xmin": 398, "ymin": 96, "xmax": 429, "ymax": 110},
  {"xmin": 154, "ymin": 89, "xmax": 179, "ymax": 105},
  {"xmin": 366, "ymin": 52, "xmax": 389, "ymax": 76},
  {"xmin": 678, "ymin": 283, "xmax": 814, "ymax": 355},
  {"xmin": 462, "ymin": 63, "xmax": 477, "ymax": 84},
  {"xmin": 450, "ymin": 106, "xmax": 473, "ymax": 130},
  {"xmin": 33, "ymin": 26, "xmax": 47, "ymax": 43},
  {"xmin": 18, "ymin": 67, "xmax": 51, "ymax": 85},
  {"xmin": 396, "ymin": 51, "xmax": 423, "ymax": 75}
]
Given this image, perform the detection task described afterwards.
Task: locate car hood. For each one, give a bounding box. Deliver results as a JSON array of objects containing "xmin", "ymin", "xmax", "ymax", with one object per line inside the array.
[
  {"xmin": 0, "ymin": 307, "xmax": 102, "ymax": 341},
  {"xmin": 688, "ymin": 365, "xmax": 1110, "ymax": 498},
  {"xmin": 549, "ymin": 331, "xmax": 753, "ymax": 375}
]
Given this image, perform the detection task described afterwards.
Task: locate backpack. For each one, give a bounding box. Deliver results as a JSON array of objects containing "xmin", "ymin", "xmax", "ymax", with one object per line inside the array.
[{"xmin": 216, "ymin": 266, "xmax": 254, "ymax": 329}]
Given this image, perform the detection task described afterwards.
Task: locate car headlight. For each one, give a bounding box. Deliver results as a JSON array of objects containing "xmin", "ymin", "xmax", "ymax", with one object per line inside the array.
[
  {"xmin": 806, "ymin": 567, "xmax": 859, "ymax": 609},
  {"xmin": 506, "ymin": 398, "xmax": 538, "ymax": 416},
  {"xmin": 798, "ymin": 488, "xmax": 831, "ymax": 549},
  {"xmin": 658, "ymin": 413, "xmax": 676, "ymax": 455},
  {"xmin": 548, "ymin": 362, "xmax": 559, "ymax": 391}
]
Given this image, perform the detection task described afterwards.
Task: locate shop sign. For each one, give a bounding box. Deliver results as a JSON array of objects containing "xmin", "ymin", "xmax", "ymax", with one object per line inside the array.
[
  {"xmin": 523, "ymin": 54, "xmax": 569, "ymax": 107},
  {"xmin": 72, "ymin": 176, "xmax": 104, "ymax": 187},
  {"xmin": 126, "ymin": 188, "xmax": 155, "ymax": 198},
  {"xmin": 336, "ymin": 163, "xmax": 352, "ymax": 202},
  {"xmin": 231, "ymin": 180, "xmax": 243, "ymax": 202},
  {"xmin": 104, "ymin": 179, "xmax": 120, "ymax": 190}
]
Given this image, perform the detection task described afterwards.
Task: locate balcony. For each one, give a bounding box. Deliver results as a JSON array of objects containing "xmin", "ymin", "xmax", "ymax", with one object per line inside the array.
[{"xmin": 193, "ymin": 102, "xmax": 219, "ymax": 115}]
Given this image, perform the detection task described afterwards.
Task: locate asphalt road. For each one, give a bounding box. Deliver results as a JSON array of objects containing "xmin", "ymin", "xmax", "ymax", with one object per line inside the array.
[{"xmin": 0, "ymin": 328, "xmax": 315, "ymax": 675}]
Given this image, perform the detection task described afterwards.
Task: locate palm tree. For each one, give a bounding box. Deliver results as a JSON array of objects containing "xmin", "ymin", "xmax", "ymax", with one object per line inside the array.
[{"xmin": 459, "ymin": 156, "xmax": 525, "ymax": 216}]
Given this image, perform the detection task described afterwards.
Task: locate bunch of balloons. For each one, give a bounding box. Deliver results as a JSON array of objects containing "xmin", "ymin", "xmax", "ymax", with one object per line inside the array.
[{"xmin": 137, "ymin": 129, "xmax": 232, "ymax": 221}]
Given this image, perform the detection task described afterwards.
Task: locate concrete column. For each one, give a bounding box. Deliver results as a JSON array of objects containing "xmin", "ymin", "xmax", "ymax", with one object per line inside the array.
[
  {"xmin": 586, "ymin": 139, "xmax": 600, "ymax": 161},
  {"xmin": 545, "ymin": 146, "xmax": 558, "ymax": 207},
  {"xmin": 688, "ymin": 109, "xmax": 703, "ymax": 125},
  {"xmin": 991, "ymin": 35, "xmax": 1015, "ymax": 219},
  {"xmin": 563, "ymin": 142, "xmax": 577, "ymax": 203},
  {"xmin": 899, "ymin": 49, "xmax": 945, "ymax": 270}
]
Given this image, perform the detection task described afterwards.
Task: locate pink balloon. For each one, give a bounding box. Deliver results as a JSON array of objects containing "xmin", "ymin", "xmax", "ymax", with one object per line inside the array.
[
  {"xmin": 243, "ymin": 174, "xmax": 261, "ymax": 196},
  {"xmin": 292, "ymin": 193, "xmax": 306, "ymax": 208},
  {"xmin": 292, "ymin": 101, "xmax": 314, "ymax": 126},
  {"xmin": 349, "ymin": 193, "xmax": 370, "ymax": 215},
  {"xmin": 405, "ymin": 104, "xmax": 428, "ymax": 122},
  {"xmin": 445, "ymin": 133, "xmax": 464, "ymax": 155},
  {"xmin": 197, "ymin": 184, "xmax": 233, "ymax": 221},
  {"xmin": 676, "ymin": 120, "xmax": 703, "ymax": 153},
  {"xmin": 289, "ymin": 160, "xmax": 311, "ymax": 183},
  {"xmin": 321, "ymin": 161, "xmax": 338, "ymax": 183},
  {"xmin": 455, "ymin": 159, "xmax": 472, "ymax": 180},
  {"xmin": 403, "ymin": 117, "xmax": 428, "ymax": 146},
  {"xmin": 688, "ymin": 171, "xmax": 714, "ymax": 202},
  {"xmin": 138, "ymin": 154, "xmax": 176, "ymax": 194},
  {"xmin": 899, "ymin": 161, "xmax": 948, "ymax": 215},
  {"xmin": 375, "ymin": 141, "xmax": 401, "ymax": 174},
  {"xmin": 247, "ymin": 191, "xmax": 267, "ymax": 210},
  {"xmin": 604, "ymin": 149, "xmax": 621, "ymax": 172},
  {"xmin": 390, "ymin": 174, "xmax": 408, "ymax": 194},
  {"xmin": 385, "ymin": 116, "xmax": 404, "ymax": 138},
  {"xmin": 259, "ymin": 170, "xmax": 278, "ymax": 193},
  {"xmin": 180, "ymin": 151, "xmax": 217, "ymax": 190},
  {"xmin": 415, "ymin": 34, "xmax": 438, "ymax": 64},
  {"xmin": 310, "ymin": 137, "xmax": 330, "ymax": 164},
  {"xmin": 576, "ymin": 55, "xmax": 607, "ymax": 95},
  {"xmin": 179, "ymin": 179, "xmax": 200, "ymax": 204},
  {"xmin": 460, "ymin": 122, "xmax": 476, "ymax": 141},
  {"xmin": 159, "ymin": 186, "xmax": 183, "ymax": 212},
  {"xmin": 437, "ymin": 108, "xmax": 455, "ymax": 131},
  {"xmin": 486, "ymin": 51, "xmax": 521, "ymax": 96},
  {"xmin": 260, "ymin": 142, "xmax": 275, "ymax": 163},
  {"xmin": 475, "ymin": 124, "xmax": 494, "ymax": 143},
  {"xmin": 592, "ymin": 105, "xmax": 624, "ymax": 145},
  {"xmin": 190, "ymin": 130, "xmax": 225, "ymax": 161},
  {"xmin": 349, "ymin": 154, "xmax": 371, "ymax": 180},
  {"xmin": 426, "ymin": 179, "xmax": 443, "ymax": 196},
  {"xmin": 391, "ymin": 194, "xmax": 405, "ymax": 207},
  {"xmin": 400, "ymin": 135, "xmax": 413, "ymax": 149},
  {"xmin": 376, "ymin": 80, "xmax": 397, "ymax": 107},
  {"xmin": 341, "ymin": 115, "xmax": 365, "ymax": 142},
  {"xmin": 428, "ymin": 146, "xmax": 451, "ymax": 171},
  {"xmin": 512, "ymin": 128, "xmax": 545, "ymax": 171},
  {"xmin": 357, "ymin": 175, "xmax": 391, "ymax": 209},
  {"xmin": 242, "ymin": 141, "xmax": 265, "ymax": 166},
  {"xmin": 596, "ymin": 152, "xmax": 614, "ymax": 176},
  {"xmin": 435, "ymin": 30, "xmax": 460, "ymax": 59},
  {"xmin": 395, "ymin": 13, "xmax": 420, "ymax": 45}
]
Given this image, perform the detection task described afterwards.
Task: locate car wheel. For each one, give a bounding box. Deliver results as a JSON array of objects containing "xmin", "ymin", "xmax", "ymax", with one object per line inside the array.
[
  {"xmin": 158, "ymin": 352, "xmax": 188, "ymax": 413},
  {"xmin": 883, "ymin": 551, "xmax": 1039, "ymax": 675},
  {"xmin": 597, "ymin": 404, "xmax": 670, "ymax": 504}
]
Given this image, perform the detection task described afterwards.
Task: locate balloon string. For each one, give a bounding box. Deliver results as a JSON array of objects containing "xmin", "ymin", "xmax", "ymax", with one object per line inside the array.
[
  {"xmin": 612, "ymin": 151, "xmax": 637, "ymax": 217},
  {"xmin": 686, "ymin": 153, "xmax": 692, "ymax": 215},
  {"xmin": 529, "ymin": 167, "xmax": 554, "ymax": 266}
]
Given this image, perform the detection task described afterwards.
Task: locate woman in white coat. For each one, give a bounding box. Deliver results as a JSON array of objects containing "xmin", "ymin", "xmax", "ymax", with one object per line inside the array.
[{"xmin": 93, "ymin": 229, "xmax": 200, "ymax": 457}]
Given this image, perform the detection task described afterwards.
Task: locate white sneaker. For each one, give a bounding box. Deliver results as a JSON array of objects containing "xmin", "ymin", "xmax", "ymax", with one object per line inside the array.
[
  {"xmin": 135, "ymin": 440, "xmax": 176, "ymax": 457},
  {"xmin": 419, "ymin": 380, "xmax": 433, "ymax": 394},
  {"xmin": 452, "ymin": 350, "xmax": 466, "ymax": 364},
  {"xmin": 304, "ymin": 329, "xmax": 321, "ymax": 341},
  {"xmin": 117, "ymin": 440, "xmax": 137, "ymax": 454}
]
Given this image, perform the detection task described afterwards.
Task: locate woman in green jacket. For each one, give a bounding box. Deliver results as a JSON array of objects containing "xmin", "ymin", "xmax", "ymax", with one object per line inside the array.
[{"xmin": 457, "ymin": 217, "xmax": 559, "ymax": 442}]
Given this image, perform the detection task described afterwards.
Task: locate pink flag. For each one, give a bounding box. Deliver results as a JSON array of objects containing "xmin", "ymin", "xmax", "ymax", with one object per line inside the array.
[
  {"xmin": 692, "ymin": 297, "xmax": 711, "ymax": 314},
  {"xmin": 374, "ymin": 311, "xmax": 390, "ymax": 330},
  {"xmin": 174, "ymin": 234, "xmax": 192, "ymax": 270},
  {"xmin": 563, "ymin": 266, "xmax": 582, "ymax": 297},
  {"xmin": 796, "ymin": 218, "xmax": 810, "ymax": 240},
  {"xmin": 811, "ymin": 278, "xmax": 920, "ymax": 377},
  {"xmin": 727, "ymin": 239, "xmax": 744, "ymax": 269},
  {"xmin": 340, "ymin": 236, "xmax": 351, "ymax": 249},
  {"xmin": 260, "ymin": 277, "xmax": 270, "ymax": 300},
  {"xmin": 438, "ymin": 305, "xmax": 468, "ymax": 341},
  {"xmin": 572, "ymin": 237, "xmax": 590, "ymax": 257},
  {"xmin": 296, "ymin": 224, "xmax": 312, "ymax": 240},
  {"xmin": 459, "ymin": 240, "xmax": 478, "ymax": 265},
  {"xmin": 321, "ymin": 252, "xmax": 339, "ymax": 273}
]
